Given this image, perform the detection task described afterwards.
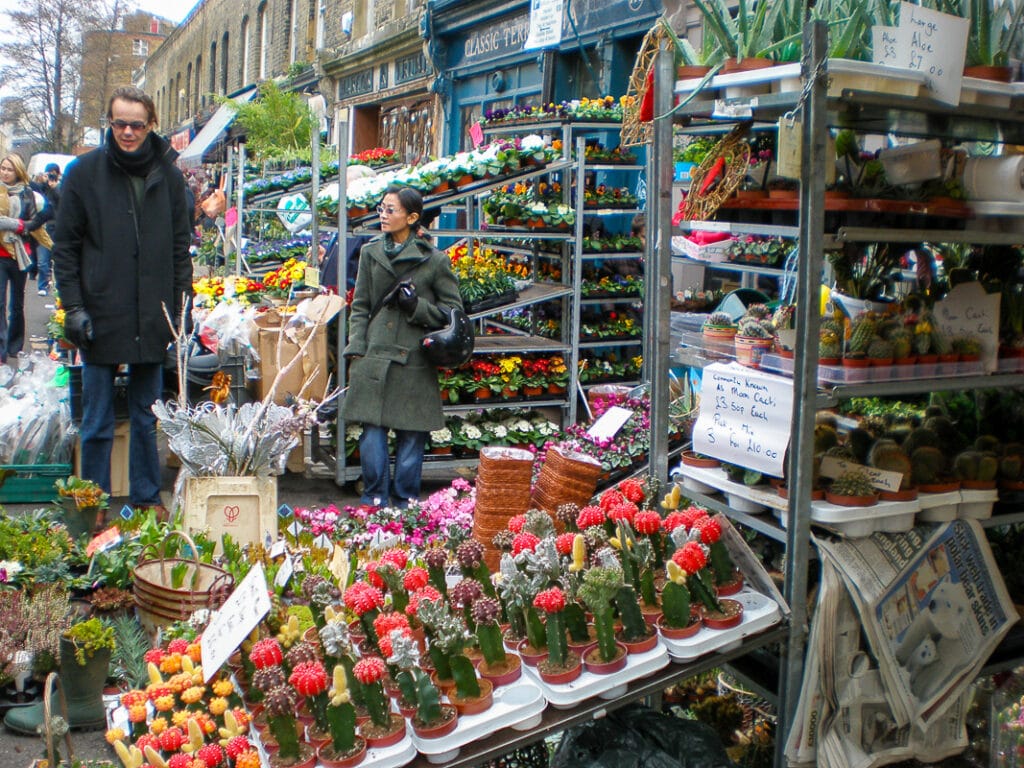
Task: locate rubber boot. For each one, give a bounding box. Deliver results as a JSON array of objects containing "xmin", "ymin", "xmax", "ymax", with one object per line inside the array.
[{"xmin": 4, "ymin": 637, "xmax": 110, "ymax": 734}]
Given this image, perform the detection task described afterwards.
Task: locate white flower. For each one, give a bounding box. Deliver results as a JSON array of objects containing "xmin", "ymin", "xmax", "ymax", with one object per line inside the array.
[
  {"xmin": 520, "ymin": 134, "xmax": 545, "ymax": 153},
  {"xmin": 346, "ymin": 424, "xmax": 363, "ymax": 440},
  {"xmin": 430, "ymin": 427, "xmax": 452, "ymax": 443},
  {"xmin": 492, "ymin": 425, "xmax": 508, "ymax": 438},
  {"xmin": 463, "ymin": 425, "xmax": 483, "ymax": 439}
]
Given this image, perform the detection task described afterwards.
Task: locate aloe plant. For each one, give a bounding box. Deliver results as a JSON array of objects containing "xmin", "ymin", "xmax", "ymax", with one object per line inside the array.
[
  {"xmin": 692, "ymin": 0, "xmax": 804, "ymax": 62},
  {"xmin": 933, "ymin": 0, "xmax": 1024, "ymax": 66}
]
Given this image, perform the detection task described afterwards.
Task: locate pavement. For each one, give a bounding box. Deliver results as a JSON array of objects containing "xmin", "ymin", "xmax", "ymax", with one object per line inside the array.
[{"xmin": 3, "ymin": 285, "xmax": 464, "ymax": 764}]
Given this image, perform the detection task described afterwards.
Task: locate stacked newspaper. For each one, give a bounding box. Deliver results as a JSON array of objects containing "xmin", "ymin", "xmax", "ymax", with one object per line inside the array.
[{"xmin": 786, "ymin": 520, "xmax": 1018, "ymax": 768}]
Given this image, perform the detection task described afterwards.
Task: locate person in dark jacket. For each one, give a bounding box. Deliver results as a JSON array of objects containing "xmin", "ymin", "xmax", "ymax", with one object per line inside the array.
[
  {"xmin": 30, "ymin": 163, "xmax": 61, "ymax": 295},
  {"xmin": 341, "ymin": 184, "xmax": 462, "ymax": 507},
  {"xmin": 52, "ymin": 86, "xmax": 192, "ymax": 511}
]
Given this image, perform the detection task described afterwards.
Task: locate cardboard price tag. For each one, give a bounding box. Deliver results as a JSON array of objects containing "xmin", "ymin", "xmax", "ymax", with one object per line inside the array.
[
  {"xmin": 201, "ymin": 565, "xmax": 272, "ymax": 682},
  {"xmin": 819, "ymin": 455, "xmax": 903, "ymax": 492}
]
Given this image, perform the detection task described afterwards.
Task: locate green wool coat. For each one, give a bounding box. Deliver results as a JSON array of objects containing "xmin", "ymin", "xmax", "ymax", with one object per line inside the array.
[{"xmin": 341, "ymin": 234, "xmax": 463, "ymax": 432}]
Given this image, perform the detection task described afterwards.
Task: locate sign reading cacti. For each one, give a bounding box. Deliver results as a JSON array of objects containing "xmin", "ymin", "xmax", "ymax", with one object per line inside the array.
[{"xmin": 693, "ymin": 362, "xmax": 793, "ymax": 476}]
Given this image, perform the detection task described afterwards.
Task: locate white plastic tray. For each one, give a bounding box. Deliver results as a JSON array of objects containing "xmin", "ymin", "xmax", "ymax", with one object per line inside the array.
[
  {"xmin": 412, "ymin": 678, "xmax": 546, "ymax": 763},
  {"xmin": 960, "ymin": 76, "xmax": 1018, "ymax": 107},
  {"xmin": 776, "ymin": 495, "xmax": 919, "ymax": 537},
  {"xmin": 761, "ymin": 353, "xmax": 985, "ymax": 384},
  {"xmin": 672, "ymin": 466, "xmax": 787, "ymax": 515},
  {"xmin": 661, "ymin": 589, "xmax": 782, "ymax": 662},
  {"xmin": 916, "ymin": 490, "xmax": 962, "ymax": 523},
  {"xmin": 958, "ymin": 488, "xmax": 998, "ymax": 520},
  {"xmin": 521, "ymin": 643, "xmax": 670, "ymax": 709},
  {"xmin": 251, "ymin": 727, "xmax": 417, "ymax": 768}
]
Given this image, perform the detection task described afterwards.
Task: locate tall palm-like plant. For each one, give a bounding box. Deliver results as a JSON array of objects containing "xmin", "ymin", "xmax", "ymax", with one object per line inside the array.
[
  {"xmin": 691, "ymin": 0, "xmax": 805, "ymax": 62},
  {"xmin": 933, "ymin": 0, "xmax": 1024, "ymax": 66}
]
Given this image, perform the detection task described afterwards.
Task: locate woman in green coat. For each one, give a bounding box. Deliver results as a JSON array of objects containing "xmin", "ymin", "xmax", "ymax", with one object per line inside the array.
[{"xmin": 341, "ymin": 185, "xmax": 462, "ymax": 506}]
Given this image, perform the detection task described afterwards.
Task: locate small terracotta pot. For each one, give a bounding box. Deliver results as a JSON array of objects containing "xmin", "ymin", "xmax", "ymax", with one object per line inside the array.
[
  {"xmin": 964, "ymin": 64, "xmax": 1013, "ymax": 82},
  {"xmin": 715, "ymin": 571, "xmax": 745, "ymax": 597},
  {"xmin": 268, "ymin": 744, "xmax": 317, "ymax": 768},
  {"xmin": 961, "ymin": 479, "xmax": 997, "ymax": 490},
  {"xmin": 537, "ymin": 653, "xmax": 582, "ymax": 684},
  {"xmin": 317, "ymin": 739, "xmax": 368, "ymax": 768},
  {"xmin": 656, "ymin": 614, "xmax": 702, "ymax": 640},
  {"xmin": 702, "ymin": 598, "xmax": 745, "ymax": 630},
  {"xmin": 879, "ymin": 487, "xmax": 919, "ymax": 502},
  {"xmin": 583, "ymin": 642, "xmax": 629, "ymax": 675},
  {"xmin": 824, "ymin": 491, "xmax": 879, "ymax": 507},
  {"xmin": 680, "ymin": 450, "xmax": 720, "ymax": 469},
  {"xmin": 615, "ymin": 627, "xmax": 658, "ymax": 654},
  {"xmin": 448, "ymin": 677, "xmax": 494, "ymax": 716},
  {"xmin": 411, "ymin": 704, "xmax": 459, "ymax": 739},
  {"xmin": 677, "ymin": 65, "xmax": 712, "ymax": 79},
  {"xmin": 517, "ymin": 639, "xmax": 548, "ymax": 667},
  {"xmin": 721, "ymin": 56, "xmax": 775, "ymax": 74},
  {"xmin": 918, "ymin": 480, "xmax": 961, "ymax": 494},
  {"xmin": 358, "ymin": 713, "xmax": 406, "ymax": 749},
  {"xmin": 478, "ymin": 654, "xmax": 523, "ymax": 686}
]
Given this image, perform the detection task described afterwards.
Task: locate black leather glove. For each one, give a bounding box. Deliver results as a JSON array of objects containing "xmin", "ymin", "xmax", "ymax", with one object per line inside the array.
[
  {"xmin": 63, "ymin": 308, "xmax": 94, "ymax": 350},
  {"xmin": 395, "ymin": 280, "xmax": 418, "ymax": 315}
]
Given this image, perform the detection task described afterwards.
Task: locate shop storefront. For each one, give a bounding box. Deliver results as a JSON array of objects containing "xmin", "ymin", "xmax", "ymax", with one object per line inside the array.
[{"xmin": 428, "ymin": 0, "xmax": 663, "ymax": 154}]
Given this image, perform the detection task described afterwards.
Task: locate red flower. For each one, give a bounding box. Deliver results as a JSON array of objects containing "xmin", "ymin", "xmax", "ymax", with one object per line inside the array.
[
  {"xmin": 672, "ymin": 541, "xmax": 707, "ymax": 574},
  {"xmin": 403, "ymin": 566, "xmax": 429, "ymax": 592},
  {"xmin": 382, "ymin": 548, "xmax": 409, "ymax": 570},
  {"xmin": 512, "ymin": 532, "xmax": 540, "ymax": 555},
  {"xmin": 607, "ymin": 501, "xmax": 638, "ymax": 526},
  {"xmin": 693, "ymin": 515, "xmax": 722, "ymax": 545},
  {"xmin": 679, "ymin": 505, "xmax": 709, "ymax": 531},
  {"xmin": 533, "ymin": 587, "xmax": 566, "ymax": 614},
  {"xmin": 135, "ymin": 734, "xmax": 160, "ymax": 754},
  {"xmin": 576, "ymin": 505, "xmax": 605, "ymax": 529},
  {"xmin": 618, "ymin": 478, "xmax": 645, "ymax": 503},
  {"xmin": 373, "ymin": 612, "xmax": 411, "ymax": 641},
  {"xmin": 364, "ymin": 561, "xmax": 386, "ymax": 589},
  {"xmin": 407, "ymin": 586, "xmax": 442, "ymax": 617},
  {"xmin": 598, "ymin": 489, "xmax": 625, "ymax": 511},
  {"xmin": 353, "ymin": 656, "xmax": 387, "ymax": 685},
  {"xmin": 196, "ymin": 744, "xmax": 224, "ymax": 767},
  {"xmin": 662, "ymin": 511, "xmax": 689, "ymax": 532},
  {"xmin": 249, "ymin": 638, "xmax": 284, "ymax": 670},
  {"xmin": 344, "ymin": 582, "xmax": 384, "ymax": 616},
  {"xmin": 507, "ymin": 514, "xmax": 527, "ymax": 533},
  {"xmin": 225, "ymin": 736, "xmax": 252, "ymax": 760},
  {"xmin": 158, "ymin": 727, "xmax": 185, "ymax": 752},
  {"xmin": 555, "ymin": 532, "xmax": 576, "ymax": 555},
  {"xmin": 144, "ymin": 648, "xmax": 165, "ymax": 664},
  {"xmin": 288, "ymin": 661, "xmax": 329, "ymax": 696},
  {"xmin": 168, "ymin": 754, "xmax": 192, "ymax": 768},
  {"xmin": 167, "ymin": 638, "xmax": 190, "ymax": 656},
  {"xmin": 633, "ymin": 510, "xmax": 662, "ymax": 535}
]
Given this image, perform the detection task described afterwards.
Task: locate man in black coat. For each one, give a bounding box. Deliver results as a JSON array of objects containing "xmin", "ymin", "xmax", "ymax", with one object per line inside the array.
[{"xmin": 52, "ymin": 86, "xmax": 192, "ymax": 514}]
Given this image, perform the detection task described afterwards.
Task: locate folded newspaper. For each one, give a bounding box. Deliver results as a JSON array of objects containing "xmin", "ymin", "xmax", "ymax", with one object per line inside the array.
[{"xmin": 787, "ymin": 520, "xmax": 1018, "ymax": 768}]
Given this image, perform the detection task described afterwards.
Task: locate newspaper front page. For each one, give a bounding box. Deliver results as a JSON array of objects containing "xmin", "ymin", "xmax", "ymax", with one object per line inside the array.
[{"xmin": 786, "ymin": 520, "xmax": 1016, "ymax": 768}]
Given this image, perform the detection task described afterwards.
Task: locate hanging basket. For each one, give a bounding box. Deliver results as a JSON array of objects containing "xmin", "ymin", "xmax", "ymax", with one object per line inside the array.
[
  {"xmin": 133, "ymin": 530, "xmax": 234, "ymax": 634},
  {"xmin": 621, "ymin": 22, "xmax": 670, "ymax": 148},
  {"xmin": 683, "ymin": 124, "xmax": 752, "ymax": 222}
]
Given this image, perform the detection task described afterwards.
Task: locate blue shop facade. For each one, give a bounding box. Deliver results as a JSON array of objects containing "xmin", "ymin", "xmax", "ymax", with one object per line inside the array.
[{"xmin": 424, "ymin": 0, "xmax": 664, "ymax": 155}]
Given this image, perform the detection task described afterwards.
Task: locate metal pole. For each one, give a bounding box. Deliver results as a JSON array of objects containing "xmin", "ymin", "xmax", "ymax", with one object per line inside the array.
[
  {"xmin": 310, "ymin": 118, "xmax": 320, "ymax": 258},
  {"xmin": 235, "ymin": 144, "xmax": 245, "ymax": 276},
  {"xmin": 649, "ymin": 41, "xmax": 674, "ymax": 488},
  {"xmin": 777, "ymin": 20, "xmax": 827, "ymax": 765},
  {"xmin": 334, "ymin": 106, "xmax": 351, "ymax": 488}
]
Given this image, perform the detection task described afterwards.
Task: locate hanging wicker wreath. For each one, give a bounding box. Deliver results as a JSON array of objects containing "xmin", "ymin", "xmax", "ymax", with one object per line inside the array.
[
  {"xmin": 682, "ymin": 124, "xmax": 752, "ymax": 221},
  {"xmin": 621, "ymin": 22, "xmax": 670, "ymax": 148}
]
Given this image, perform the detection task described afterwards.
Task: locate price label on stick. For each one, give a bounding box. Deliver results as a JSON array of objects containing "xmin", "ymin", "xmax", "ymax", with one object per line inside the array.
[{"xmin": 692, "ymin": 363, "xmax": 793, "ymax": 477}]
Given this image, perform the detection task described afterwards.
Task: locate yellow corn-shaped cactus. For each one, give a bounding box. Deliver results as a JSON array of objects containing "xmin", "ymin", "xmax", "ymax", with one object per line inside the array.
[
  {"xmin": 147, "ymin": 661, "xmax": 164, "ymax": 686},
  {"xmin": 569, "ymin": 534, "xmax": 587, "ymax": 573},
  {"xmin": 660, "ymin": 485, "xmax": 681, "ymax": 510},
  {"xmin": 218, "ymin": 709, "xmax": 246, "ymax": 744},
  {"xmin": 180, "ymin": 718, "xmax": 206, "ymax": 753},
  {"xmin": 113, "ymin": 740, "xmax": 144, "ymax": 768},
  {"xmin": 144, "ymin": 745, "xmax": 169, "ymax": 768},
  {"xmin": 329, "ymin": 664, "xmax": 350, "ymax": 706},
  {"xmin": 666, "ymin": 560, "xmax": 688, "ymax": 585}
]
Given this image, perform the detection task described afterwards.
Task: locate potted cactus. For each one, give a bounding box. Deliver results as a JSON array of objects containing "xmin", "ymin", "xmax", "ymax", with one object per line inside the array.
[
  {"xmin": 910, "ymin": 445, "xmax": 961, "ymax": 493},
  {"xmin": 868, "ymin": 439, "xmax": 917, "ymax": 501},
  {"xmin": 819, "ymin": 326, "xmax": 843, "ymax": 366},
  {"xmin": 825, "ymin": 468, "xmax": 879, "ymax": 507},
  {"xmin": 954, "ymin": 449, "xmax": 999, "ymax": 490},
  {"xmin": 734, "ymin": 316, "xmax": 775, "ymax": 368},
  {"xmin": 702, "ymin": 311, "xmax": 737, "ymax": 358},
  {"xmin": 842, "ymin": 313, "xmax": 876, "ymax": 380}
]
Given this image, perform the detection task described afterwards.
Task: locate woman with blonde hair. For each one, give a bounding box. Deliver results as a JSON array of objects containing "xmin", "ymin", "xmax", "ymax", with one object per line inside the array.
[{"xmin": 0, "ymin": 153, "xmax": 45, "ymax": 363}]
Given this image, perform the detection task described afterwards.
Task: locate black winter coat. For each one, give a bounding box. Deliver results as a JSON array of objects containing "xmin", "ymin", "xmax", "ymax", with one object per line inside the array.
[{"xmin": 52, "ymin": 133, "xmax": 193, "ymax": 365}]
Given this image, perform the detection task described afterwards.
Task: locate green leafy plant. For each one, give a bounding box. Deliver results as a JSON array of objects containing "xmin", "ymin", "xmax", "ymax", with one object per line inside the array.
[
  {"xmin": 692, "ymin": 0, "xmax": 804, "ymax": 62},
  {"xmin": 64, "ymin": 617, "xmax": 116, "ymax": 666},
  {"xmin": 107, "ymin": 613, "xmax": 151, "ymax": 690},
  {"xmin": 219, "ymin": 80, "xmax": 314, "ymax": 163},
  {"xmin": 934, "ymin": 0, "xmax": 1024, "ymax": 66}
]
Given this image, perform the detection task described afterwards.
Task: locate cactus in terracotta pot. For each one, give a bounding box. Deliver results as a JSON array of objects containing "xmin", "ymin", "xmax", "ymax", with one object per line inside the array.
[
  {"xmin": 910, "ymin": 445, "xmax": 949, "ymax": 486},
  {"xmin": 829, "ymin": 468, "xmax": 876, "ymax": 498},
  {"xmin": 847, "ymin": 314, "xmax": 877, "ymax": 358},
  {"xmin": 954, "ymin": 450, "xmax": 999, "ymax": 484},
  {"xmin": 867, "ymin": 337, "xmax": 894, "ymax": 362},
  {"xmin": 868, "ymin": 439, "xmax": 913, "ymax": 490},
  {"xmin": 819, "ymin": 328, "xmax": 842, "ymax": 360}
]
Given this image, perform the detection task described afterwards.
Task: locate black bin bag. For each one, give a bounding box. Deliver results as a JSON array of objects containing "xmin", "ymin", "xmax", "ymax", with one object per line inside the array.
[{"xmin": 550, "ymin": 703, "xmax": 736, "ymax": 768}]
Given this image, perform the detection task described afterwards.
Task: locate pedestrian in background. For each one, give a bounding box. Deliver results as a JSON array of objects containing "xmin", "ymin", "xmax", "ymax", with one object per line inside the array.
[
  {"xmin": 30, "ymin": 162, "xmax": 61, "ymax": 295},
  {"xmin": 341, "ymin": 184, "xmax": 462, "ymax": 507},
  {"xmin": 52, "ymin": 86, "xmax": 192, "ymax": 516}
]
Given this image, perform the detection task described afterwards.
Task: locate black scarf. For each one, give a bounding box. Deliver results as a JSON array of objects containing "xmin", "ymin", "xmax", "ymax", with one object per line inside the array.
[{"xmin": 106, "ymin": 130, "xmax": 157, "ymax": 177}]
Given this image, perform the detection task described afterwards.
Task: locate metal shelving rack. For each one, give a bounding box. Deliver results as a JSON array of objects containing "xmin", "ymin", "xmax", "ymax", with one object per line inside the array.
[{"xmin": 655, "ymin": 21, "xmax": 1024, "ymax": 764}]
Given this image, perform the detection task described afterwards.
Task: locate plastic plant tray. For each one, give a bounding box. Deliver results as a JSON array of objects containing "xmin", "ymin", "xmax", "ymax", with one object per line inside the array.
[
  {"xmin": 915, "ymin": 490, "xmax": 962, "ymax": 523},
  {"xmin": 958, "ymin": 488, "xmax": 998, "ymax": 520},
  {"xmin": 960, "ymin": 76, "xmax": 1018, "ymax": 108},
  {"xmin": 775, "ymin": 496, "xmax": 919, "ymax": 538},
  {"xmin": 250, "ymin": 728, "xmax": 416, "ymax": 768},
  {"xmin": 661, "ymin": 589, "xmax": 783, "ymax": 662},
  {"xmin": 521, "ymin": 643, "xmax": 670, "ymax": 709},
  {"xmin": 413, "ymin": 678, "xmax": 547, "ymax": 763},
  {"xmin": 760, "ymin": 353, "xmax": 985, "ymax": 385},
  {"xmin": 673, "ymin": 465, "xmax": 787, "ymax": 515}
]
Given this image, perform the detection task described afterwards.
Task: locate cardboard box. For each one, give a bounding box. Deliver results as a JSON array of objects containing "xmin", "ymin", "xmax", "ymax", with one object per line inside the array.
[
  {"xmin": 74, "ymin": 420, "xmax": 129, "ymax": 497},
  {"xmin": 182, "ymin": 475, "xmax": 278, "ymax": 552},
  {"xmin": 253, "ymin": 295, "xmax": 344, "ymax": 405}
]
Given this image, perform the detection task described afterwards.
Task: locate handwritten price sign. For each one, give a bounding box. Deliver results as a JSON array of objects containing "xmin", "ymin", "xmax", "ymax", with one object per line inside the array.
[{"xmin": 693, "ymin": 363, "xmax": 793, "ymax": 477}]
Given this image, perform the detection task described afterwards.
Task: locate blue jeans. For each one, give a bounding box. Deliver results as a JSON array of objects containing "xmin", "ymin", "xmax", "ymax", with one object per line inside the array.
[
  {"xmin": 0, "ymin": 257, "xmax": 25, "ymax": 362},
  {"xmin": 35, "ymin": 244, "xmax": 51, "ymax": 292},
  {"xmin": 358, "ymin": 424, "xmax": 427, "ymax": 506},
  {"xmin": 80, "ymin": 362, "xmax": 163, "ymax": 505}
]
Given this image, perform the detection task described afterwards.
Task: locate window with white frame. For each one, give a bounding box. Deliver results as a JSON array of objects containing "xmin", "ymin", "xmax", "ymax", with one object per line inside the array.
[{"xmin": 132, "ymin": 39, "xmax": 148, "ymax": 57}]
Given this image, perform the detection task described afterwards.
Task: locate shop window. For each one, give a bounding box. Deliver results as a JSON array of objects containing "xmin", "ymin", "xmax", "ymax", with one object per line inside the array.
[{"xmin": 379, "ymin": 99, "xmax": 433, "ymax": 164}]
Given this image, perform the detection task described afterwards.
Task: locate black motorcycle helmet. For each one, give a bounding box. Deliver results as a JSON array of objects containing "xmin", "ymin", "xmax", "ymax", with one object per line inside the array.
[{"xmin": 422, "ymin": 306, "xmax": 474, "ymax": 367}]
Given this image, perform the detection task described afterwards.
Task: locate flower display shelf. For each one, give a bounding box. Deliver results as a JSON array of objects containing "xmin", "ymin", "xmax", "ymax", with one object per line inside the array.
[
  {"xmin": 412, "ymin": 677, "xmax": 546, "ymax": 764},
  {"xmin": 760, "ymin": 352, "xmax": 985, "ymax": 385},
  {"xmin": 520, "ymin": 643, "xmax": 670, "ymax": 709},
  {"xmin": 660, "ymin": 589, "xmax": 783, "ymax": 663},
  {"xmin": 675, "ymin": 59, "xmax": 928, "ymax": 101},
  {"xmin": 464, "ymin": 289, "xmax": 519, "ymax": 315},
  {"xmin": 915, "ymin": 489, "xmax": 963, "ymax": 523}
]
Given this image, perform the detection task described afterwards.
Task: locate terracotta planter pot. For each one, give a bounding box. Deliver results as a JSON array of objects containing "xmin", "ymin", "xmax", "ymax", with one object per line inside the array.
[
  {"xmin": 455, "ymin": 174, "xmax": 474, "ymax": 188},
  {"xmin": 961, "ymin": 479, "xmax": 997, "ymax": 490},
  {"xmin": 715, "ymin": 571, "xmax": 745, "ymax": 597},
  {"xmin": 734, "ymin": 335, "xmax": 774, "ymax": 368},
  {"xmin": 516, "ymin": 639, "xmax": 548, "ymax": 667},
  {"xmin": 918, "ymin": 480, "xmax": 961, "ymax": 493},
  {"xmin": 777, "ymin": 485, "xmax": 825, "ymax": 501},
  {"xmin": 583, "ymin": 641, "xmax": 629, "ymax": 675},
  {"xmin": 680, "ymin": 450, "xmax": 720, "ymax": 469},
  {"xmin": 819, "ymin": 357, "xmax": 841, "ymax": 366},
  {"xmin": 656, "ymin": 614, "xmax": 702, "ymax": 640},
  {"xmin": 478, "ymin": 654, "xmax": 522, "ymax": 686},
  {"xmin": 721, "ymin": 56, "xmax": 776, "ymax": 74},
  {"xmin": 432, "ymin": 180, "xmax": 450, "ymax": 195},
  {"xmin": 522, "ymin": 385, "xmax": 544, "ymax": 398},
  {"xmin": 347, "ymin": 206, "xmax": 368, "ymax": 218},
  {"xmin": 537, "ymin": 653, "xmax": 582, "ymax": 685},
  {"xmin": 448, "ymin": 677, "xmax": 494, "ymax": 716},
  {"xmin": 317, "ymin": 740, "xmax": 367, "ymax": 768},
  {"xmin": 824, "ymin": 491, "xmax": 879, "ymax": 507},
  {"xmin": 677, "ymin": 65, "xmax": 712, "ymax": 79},
  {"xmin": 411, "ymin": 704, "xmax": 459, "ymax": 740},
  {"xmin": 474, "ymin": 388, "xmax": 493, "ymax": 401},
  {"xmin": 964, "ymin": 64, "xmax": 1013, "ymax": 82},
  {"xmin": 702, "ymin": 598, "xmax": 745, "ymax": 630},
  {"xmin": 879, "ymin": 487, "xmax": 919, "ymax": 501},
  {"xmin": 429, "ymin": 670, "xmax": 456, "ymax": 695},
  {"xmin": 268, "ymin": 744, "xmax": 317, "ymax": 768},
  {"xmin": 429, "ymin": 446, "xmax": 453, "ymax": 456},
  {"xmin": 547, "ymin": 383, "xmax": 567, "ymax": 395},
  {"xmin": 358, "ymin": 713, "xmax": 406, "ymax": 749},
  {"xmin": 615, "ymin": 627, "xmax": 658, "ymax": 654}
]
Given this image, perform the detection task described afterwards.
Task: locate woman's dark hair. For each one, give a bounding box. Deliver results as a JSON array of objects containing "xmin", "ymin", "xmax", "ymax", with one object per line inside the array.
[{"xmin": 384, "ymin": 184, "xmax": 423, "ymax": 220}]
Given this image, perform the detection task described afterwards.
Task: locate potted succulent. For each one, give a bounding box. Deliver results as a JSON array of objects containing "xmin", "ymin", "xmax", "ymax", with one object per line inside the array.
[
  {"xmin": 825, "ymin": 468, "xmax": 879, "ymax": 507},
  {"xmin": 734, "ymin": 316, "xmax": 776, "ymax": 368},
  {"xmin": 54, "ymin": 476, "xmax": 110, "ymax": 539},
  {"xmin": 315, "ymin": 665, "xmax": 366, "ymax": 767},
  {"xmin": 657, "ymin": 558, "xmax": 702, "ymax": 639},
  {"xmin": 353, "ymin": 657, "xmax": 406, "ymax": 748},
  {"xmin": 387, "ymin": 630, "xmax": 458, "ymax": 740},
  {"xmin": 532, "ymin": 587, "xmax": 581, "ymax": 684},
  {"xmin": 472, "ymin": 596, "xmax": 522, "ymax": 686},
  {"xmin": 702, "ymin": 311, "xmax": 738, "ymax": 357},
  {"xmin": 692, "ymin": 0, "xmax": 803, "ymax": 71},
  {"xmin": 577, "ymin": 565, "xmax": 630, "ymax": 674}
]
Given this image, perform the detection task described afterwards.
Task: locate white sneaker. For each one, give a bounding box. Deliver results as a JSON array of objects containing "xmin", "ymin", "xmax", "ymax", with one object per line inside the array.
[{"xmin": 37, "ymin": 289, "xmax": 46, "ymax": 296}]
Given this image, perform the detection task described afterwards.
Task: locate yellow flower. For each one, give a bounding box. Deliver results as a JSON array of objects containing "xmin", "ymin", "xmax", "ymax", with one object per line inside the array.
[
  {"xmin": 180, "ymin": 685, "xmax": 206, "ymax": 705},
  {"xmin": 211, "ymin": 679, "xmax": 234, "ymax": 697},
  {"xmin": 105, "ymin": 727, "xmax": 126, "ymax": 744},
  {"xmin": 148, "ymin": 716, "xmax": 169, "ymax": 735},
  {"xmin": 153, "ymin": 694, "xmax": 176, "ymax": 712},
  {"xmin": 208, "ymin": 696, "xmax": 228, "ymax": 716}
]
